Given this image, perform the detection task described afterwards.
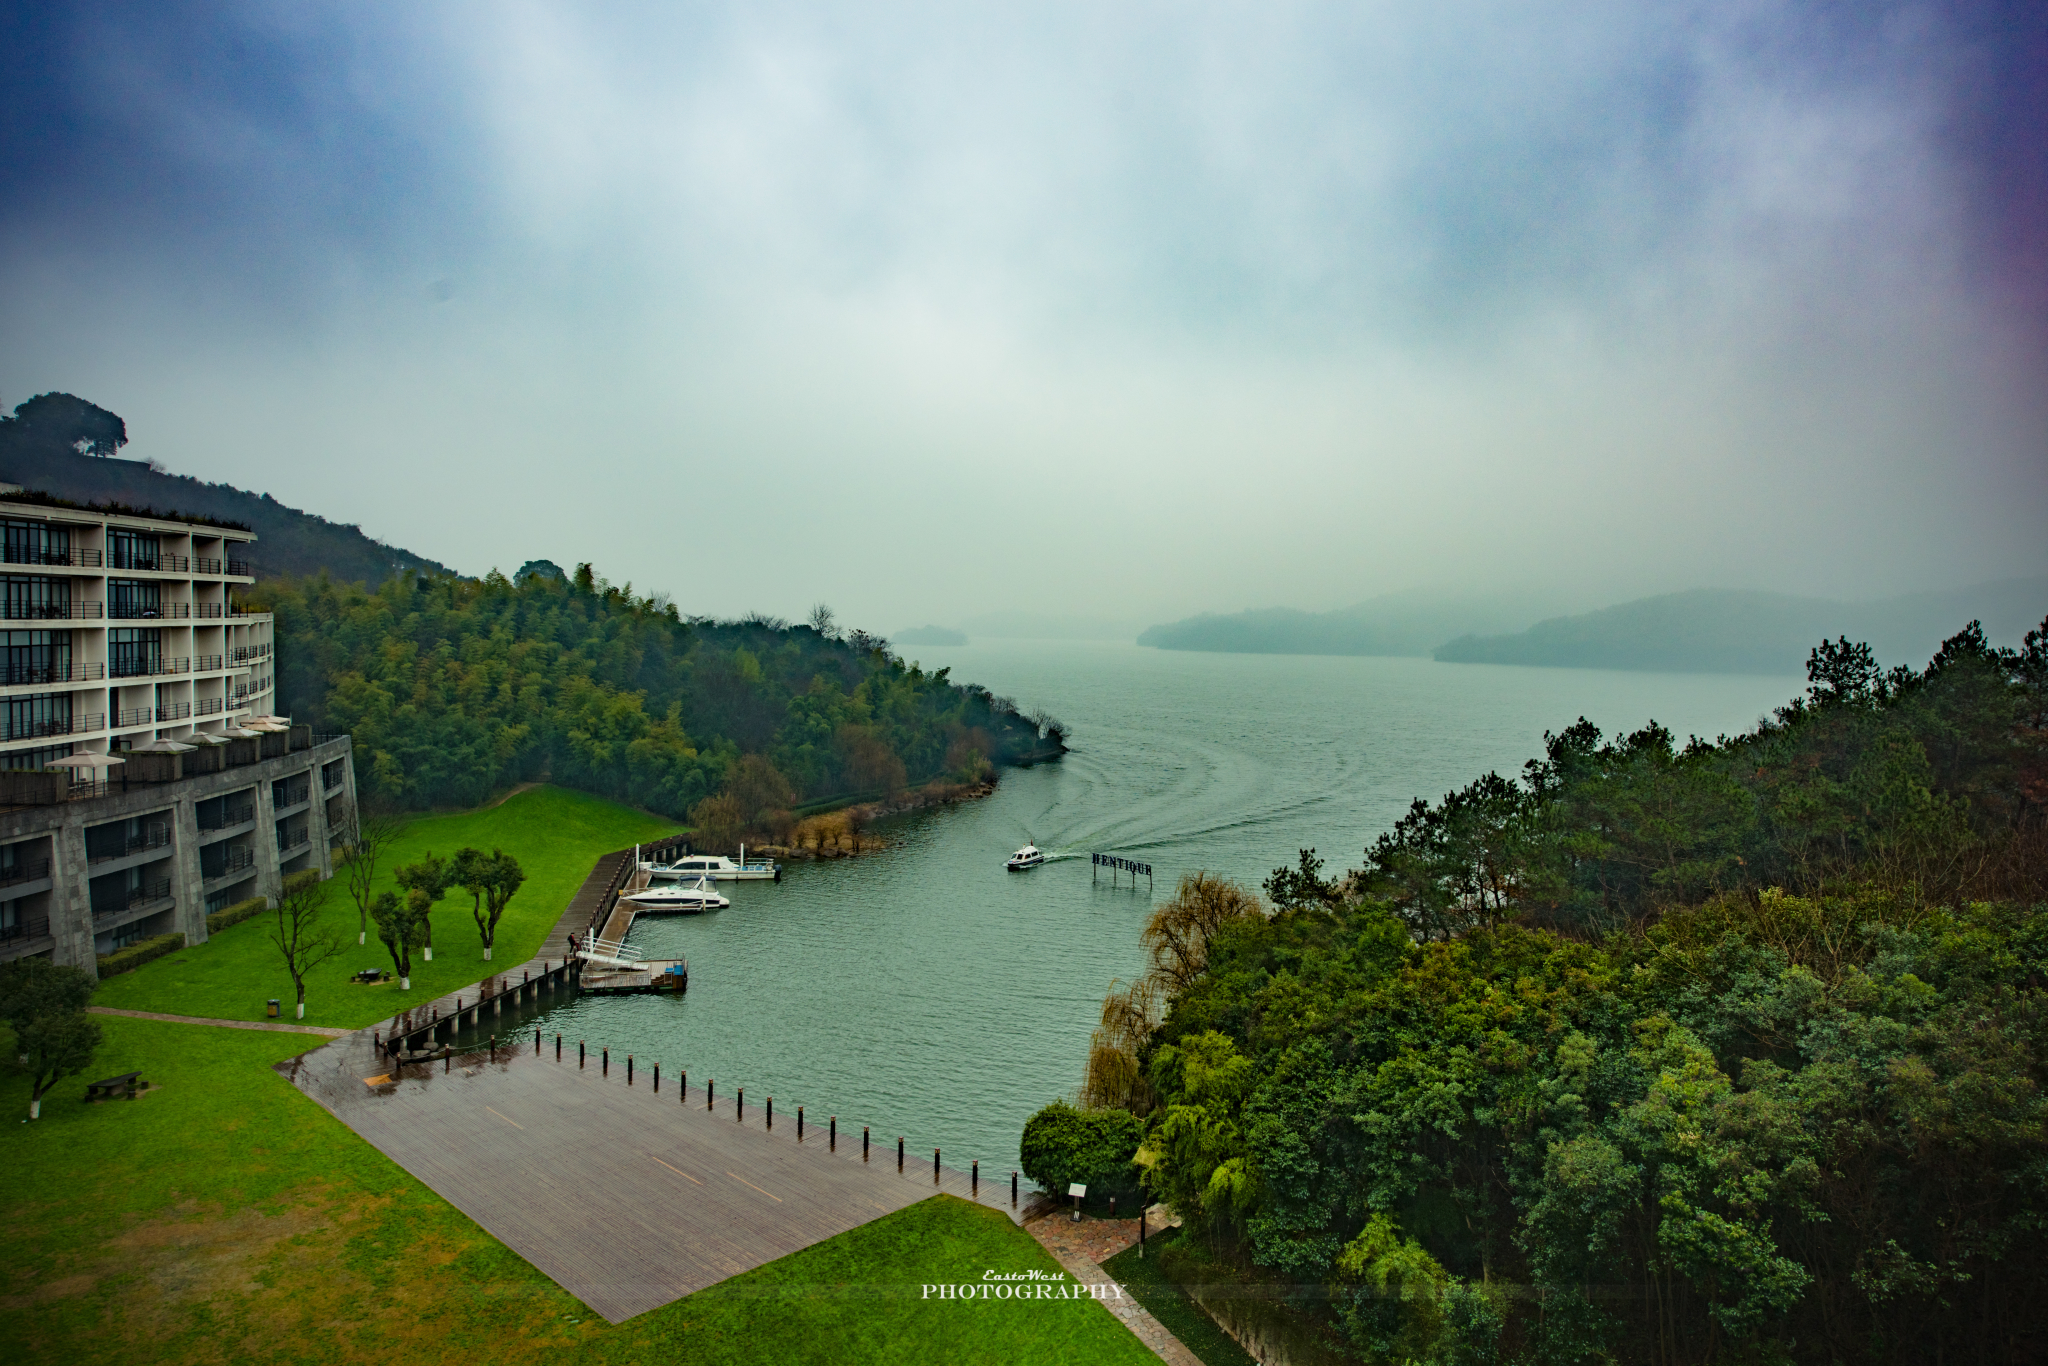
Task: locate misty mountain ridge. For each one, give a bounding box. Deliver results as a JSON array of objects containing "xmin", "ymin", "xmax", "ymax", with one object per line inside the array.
[
  {"xmin": 0, "ymin": 391, "xmax": 457, "ymax": 583},
  {"xmin": 1137, "ymin": 587, "xmax": 1571, "ymax": 657},
  {"xmin": 1434, "ymin": 581, "xmax": 2048, "ymax": 675}
]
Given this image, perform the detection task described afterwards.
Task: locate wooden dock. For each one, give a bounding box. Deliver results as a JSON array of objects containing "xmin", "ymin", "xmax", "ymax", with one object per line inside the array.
[{"xmin": 280, "ymin": 842, "xmax": 1022, "ymax": 1324}]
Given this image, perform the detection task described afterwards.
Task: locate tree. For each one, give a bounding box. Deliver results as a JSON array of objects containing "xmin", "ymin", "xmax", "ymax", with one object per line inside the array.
[
  {"xmin": 1019, "ymin": 1099, "xmax": 1145, "ymax": 1204},
  {"xmin": 808, "ymin": 602, "xmax": 839, "ymax": 639},
  {"xmin": 454, "ymin": 847, "xmax": 525, "ymax": 960},
  {"xmin": 0, "ymin": 957, "xmax": 101, "ymax": 1120},
  {"xmin": 1263, "ymin": 847, "xmax": 1337, "ymax": 909},
  {"xmin": 371, "ymin": 890, "xmax": 430, "ymax": 989},
  {"xmin": 334, "ymin": 804, "xmax": 402, "ymax": 945},
  {"xmin": 0, "ymin": 392, "xmax": 128, "ymax": 457},
  {"xmin": 393, "ymin": 853, "xmax": 451, "ymax": 960},
  {"xmin": 689, "ymin": 793, "xmax": 743, "ymax": 852},
  {"xmin": 268, "ymin": 869, "xmax": 345, "ymax": 1020}
]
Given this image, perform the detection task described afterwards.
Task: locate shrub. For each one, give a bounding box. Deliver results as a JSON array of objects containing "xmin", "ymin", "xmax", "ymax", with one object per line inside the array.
[
  {"xmin": 206, "ymin": 896, "xmax": 267, "ymax": 933},
  {"xmin": 97, "ymin": 932, "xmax": 186, "ymax": 977},
  {"xmin": 1020, "ymin": 1099, "xmax": 1144, "ymax": 1205}
]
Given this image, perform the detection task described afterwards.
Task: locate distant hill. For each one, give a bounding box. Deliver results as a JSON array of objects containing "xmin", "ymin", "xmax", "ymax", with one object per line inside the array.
[
  {"xmin": 1434, "ymin": 581, "xmax": 2048, "ymax": 675},
  {"xmin": 896, "ymin": 625, "xmax": 967, "ymax": 645},
  {"xmin": 1138, "ymin": 589, "xmax": 1563, "ymax": 657},
  {"xmin": 0, "ymin": 391, "xmax": 458, "ymax": 583}
]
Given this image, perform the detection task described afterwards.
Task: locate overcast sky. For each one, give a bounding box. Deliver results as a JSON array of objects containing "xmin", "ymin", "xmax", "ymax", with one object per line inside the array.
[{"xmin": 1, "ymin": 1, "xmax": 2042, "ymax": 630}]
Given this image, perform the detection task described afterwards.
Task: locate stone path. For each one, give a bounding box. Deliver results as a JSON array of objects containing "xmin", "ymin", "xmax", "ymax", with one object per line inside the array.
[
  {"xmin": 1025, "ymin": 1207, "xmax": 1202, "ymax": 1366},
  {"xmin": 88, "ymin": 1006, "xmax": 350, "ymax": 1037}
]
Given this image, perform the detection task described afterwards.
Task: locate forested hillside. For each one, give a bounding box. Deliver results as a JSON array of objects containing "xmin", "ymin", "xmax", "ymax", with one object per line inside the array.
[
  {"xmin": 1081, "ymin": 619, "xmax": 2048, "ymax": 1366},
  {"xmin": 256, "ymin": 568, "xmax": 1062, "ymax": 820},
  {"xmin": 0, "ymin": 392, "xmax": 457, "ymax": 583}
]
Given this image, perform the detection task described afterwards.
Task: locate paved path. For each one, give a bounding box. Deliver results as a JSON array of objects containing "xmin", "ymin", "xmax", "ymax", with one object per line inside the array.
[
  {"xmin": 89, "ymin": 1006, "xmax": 349, "ymax": 1037},
  {"xmin": 1026, "ymin": 1210, "xmax": 1203, "ymax": 1366}
]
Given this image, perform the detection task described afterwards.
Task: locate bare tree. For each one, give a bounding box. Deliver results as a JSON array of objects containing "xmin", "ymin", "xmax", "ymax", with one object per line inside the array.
[
  {"xmin": 269, "ymin": 869, "xmax": 345, "ymax": 1020},
  {"xmin": 808, "ymin": 602, "xmax": 839, "ymax": 639},
  {"xmin": 1141, "ymin": 873, "xmax": 1268, "ymax": 994},
  {"xmin": 334, "ymin": 803, "xmax": 403, "ymax": 946}
]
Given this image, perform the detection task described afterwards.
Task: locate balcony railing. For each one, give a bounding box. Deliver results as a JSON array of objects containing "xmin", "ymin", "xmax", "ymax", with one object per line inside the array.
[
  {"xmin": 109, "ymin": 657, "xmax": 189, "ymax": 680},
  {"xmin": 109, "ymin": 602, "xmax": 192, "ymax": 620},
  {"xmin": 192, "ymin": 602, "xmax": 226, "ymax": 619},
  {"xmin": 323, "ymin": 769, "xmax": 345, "ymax": 793},
  {"xmin": 192, "ymin": 654, "xmax": 224, "ymax": 672},
  {"xmin": 92, "ymin": 879, "xmax": 173, "ymax": 919},
  {"xmin": 274, "ymin": 780, "xmax": 311, "ymax": 808},
  {"xmin": 276, "ymin": 828, "xmax": 310, "ymax": 853},
  {"xmin": 112, "ymin": 706, "xmax": 154, "ymax": 728},
  {"xmin": 1, "ymin": 601, "xmax": 100, "ymax": 620},
  {"xmin": 88, "ymin": 828, "xmax": 170, "ymax": 863},
  {"xmin": 155, "ymin": 701, "xmax": 193, "ymax": 722},
  {"xmin": 0, "ymin": 915, "xmax": 51, "ymax": 944},
  {"xmin": 228, "ymin": 644, "xmax": 273, "ymax": 664},
  {"xmin": 204, "ymin": 846, "xmax": 255, "ymax": 880},
  {"xmin": 1, "ymin": 548, "xmax": 100, "ymax": 568},
  {"xmin": 2, "ymin": 712, "xmax": 102, "ymax": 741},
  {"xmin": 199, "ymin": 801, "xmax": 255, "ymax": 831},
  {"xmin": 0, "ymin": 858, "xmax": 51, "ymax": 886},
  {"xmin": 0, "ymin": 662, "xmax": 105, "ymax": 686},
  {"xmin": 230, "ymin": 677, "xmax": 273, "ymax": 702},
  {"xmin": 194, "ymin": 696, "xmax": 224, "ymax": 716},
  {"xmin": 227, "ymin": 560, "xmax": 251, "ymax": 577}
]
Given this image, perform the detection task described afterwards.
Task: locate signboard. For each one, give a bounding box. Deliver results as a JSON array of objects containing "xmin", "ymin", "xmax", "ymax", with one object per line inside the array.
[
  {"xmin": 1091, "ymin": 853, "xmax": 1153, "ymax": 877},
  {"xmin": 1068, "ymin": 1183, "xmax": 1088, "ymax": 1198}
]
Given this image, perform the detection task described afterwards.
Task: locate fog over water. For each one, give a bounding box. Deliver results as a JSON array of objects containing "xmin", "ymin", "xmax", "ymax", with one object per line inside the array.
[
  {"xmin": 2, "ymin": 2, "xmax": 2042, "ymax": 629},
  {"xmin": 533, "ymin": 642, "xmax": 1805, "ymax": 1177}
]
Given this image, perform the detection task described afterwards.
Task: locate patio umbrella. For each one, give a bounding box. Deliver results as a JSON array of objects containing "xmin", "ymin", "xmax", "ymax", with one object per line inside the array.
[
  {"xmin": 131, "ymin": 739, "xmax": 197, "ymax": 753},
  {"xmin": 246, "ymin": 714, "xmax": 292, "ymax": 725},
  {"xmin": 47, "ymin": 753, "xmax": 125, "ymax": 770},
  {"xmin": 182, "ymin": 732, "xmax": 230, "ymax": 746}
]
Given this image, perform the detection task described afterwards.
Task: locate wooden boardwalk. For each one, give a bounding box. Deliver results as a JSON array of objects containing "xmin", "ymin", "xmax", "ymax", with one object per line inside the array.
[{"xmin": 280, "ymin": 843, "xmax": 1023, "ymax": 1324}]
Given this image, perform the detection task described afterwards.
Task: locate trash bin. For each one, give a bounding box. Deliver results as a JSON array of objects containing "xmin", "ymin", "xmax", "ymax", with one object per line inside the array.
[{"xmin": 266, "ymin": 999, "xmax": 280, "ymax": 1018}]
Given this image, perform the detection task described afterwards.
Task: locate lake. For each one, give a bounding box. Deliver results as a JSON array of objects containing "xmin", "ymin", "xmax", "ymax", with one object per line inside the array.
[{"xmin": 529, "ymin": 642, "xmax": 1804, "ymax": 1179}]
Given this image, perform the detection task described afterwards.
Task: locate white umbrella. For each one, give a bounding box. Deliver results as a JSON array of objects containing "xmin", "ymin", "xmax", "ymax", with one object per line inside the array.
[
  {"xmin": 132, "ymin": 739, "xmax": 197, "ymax": 753},
  {"xmin": 182, "ymin": 732, "xmax": 230, "ymax": 746},
  {"xmin": 47, "ymin": 753, "xmax": 125, "ymax": 770},
  {"xmin": 220, "ymin": 728, "xmax": 264, "ymax": 739},
  {"xmin": 247, "ymin": 714, "xmax": 292, "ymax": 725}
]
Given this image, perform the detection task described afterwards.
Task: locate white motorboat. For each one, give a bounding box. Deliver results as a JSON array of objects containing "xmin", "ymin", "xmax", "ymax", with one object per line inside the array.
[
  {"xmin": 1006, "ymin": 843, "xmax": 1047, "ymax": 871},
  {"xmin": 622, "ymin": 875, "xmax": 730, "ymax": 914},
  {"xmin": 640, "ymin": 843, "xmax": 781, "ymax": 882}
]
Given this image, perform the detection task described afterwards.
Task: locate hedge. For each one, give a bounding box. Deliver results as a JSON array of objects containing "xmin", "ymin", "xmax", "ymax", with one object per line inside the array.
[
  {"xmin": 1020, "ymin": 1100, "xmax": 1145, "ymax": 1205},
  {"xmin": 97, "ymin": 931, "xmax": 186, "ymax": 977},
  {"xmin": 206, "ymin": 896, "xmax": 268, "ymax": 934}
]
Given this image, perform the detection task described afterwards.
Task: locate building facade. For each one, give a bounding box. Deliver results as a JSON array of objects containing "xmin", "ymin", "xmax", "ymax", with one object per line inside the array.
[{"xmin": 0, "ymin": 491, "xmax": 356, "ymax": 978}]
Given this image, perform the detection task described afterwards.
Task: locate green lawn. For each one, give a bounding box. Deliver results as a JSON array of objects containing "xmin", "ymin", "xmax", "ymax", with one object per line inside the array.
[
  {"xmin": 1, "ymin": 1018, "xmax": 1155, "ymax": 1366},
  {"xmin": 1101, "ymin": 1228, "xmax": 1258, "ymax": 1366},
  {"xmin": 92, "ymin": 785, "xmax": 678, "ymax": 1029}
]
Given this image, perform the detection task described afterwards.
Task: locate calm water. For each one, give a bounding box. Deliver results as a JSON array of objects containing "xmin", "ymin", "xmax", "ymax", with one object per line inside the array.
[{"xmin": 530, "ymin": 642, "xmax": 1802, "ymax": 1177}]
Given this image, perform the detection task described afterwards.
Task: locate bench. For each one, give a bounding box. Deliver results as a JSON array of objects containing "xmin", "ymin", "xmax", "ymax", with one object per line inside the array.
[{"xmin": 85, "ymin": 1071, "xmax": 143, "ymax": 1102}]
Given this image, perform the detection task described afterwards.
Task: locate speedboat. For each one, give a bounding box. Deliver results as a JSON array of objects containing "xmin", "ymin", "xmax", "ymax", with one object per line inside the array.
[
  {"xmin": 622, "ymin": 875, "xmax": 730, "ymax": 914},
  {"xmin": 640, "ymin": 843, "xmax": 780, "ymax": 882},
  {"xmin": 1006, "ymin": 843, "xmax": 1046, "ymax": 871}
]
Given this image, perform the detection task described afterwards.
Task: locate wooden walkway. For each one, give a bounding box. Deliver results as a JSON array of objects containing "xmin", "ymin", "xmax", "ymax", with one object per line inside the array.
[{"xmin": 279, "ymin": 842, "xmax": 1024, "ymax": 1324}]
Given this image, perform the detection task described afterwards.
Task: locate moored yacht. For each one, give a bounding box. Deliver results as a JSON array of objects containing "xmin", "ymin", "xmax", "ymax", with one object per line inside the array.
[
  {"xmin": 622, "ymin": 875, "xmax": 731, "ymax": 913},
  {"xmin": 640, "ymin": 844, "xmax": 781, "ymax": 882},
  {"xmin": 1006, "ymin": 843, "xmax": 1046, "ymax": 870}
]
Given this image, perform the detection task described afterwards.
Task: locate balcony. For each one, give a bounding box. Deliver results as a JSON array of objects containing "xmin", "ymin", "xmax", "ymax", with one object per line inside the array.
[
  {"xmin": 193, "ymin": 654, "xmax": 224, "ymax": 672},
  {"xmin": 228, "ymin": 644, "xmax": 272, "ymax": 665},
  {"xmin": 0, "ymin": 858, "xmax": 51, "ymax": 886},
  {"xmin": 194, "ymin": 697, "xmax": 224, "ymax": 717},
  {"xmin": 276, "ymin": 828, "xmax": 310, "ymax": 854},
  {"xmin": 3, "ymin": 713, "xmax": 103, "ymax": 741},
  {"xmin": 0, "ymin": 915, "xmax": 51, "ymax": 945},
  {"xmin": 92, "ymin": 878, "xmax": 173, "ymax": 920},
  {"xmin": 155, "ymin": 701, "xmax": 193, "ymax": 722},
  {"xmin": 109, "ymin": 657, "xmax": 189, "ymax": 680},
  {"xmin": 273, "ymin": 780, "xmax": 311, "ymax": 808},
  {"xmin": 200, "ymin": 801, "xmax": 255, "ymax": 831},
  {"xmin": 1, "ymin": 547, "xmax": 101, "ymax": 569},
  {"xmin": 193, "ymin": 556, "xmax": 223, "ymax": 575},
  {"xmin": 109, "ymin": 602, "xmax": 192, "ymax": 620},
  {"xmin": 203, "ymin": 846, "xmax": 255, "ymax": 881},
  {"xmin": 112, "ymin": 706, "xmax": 154, "ymax": 728},
  {"xmin": 89, "ymin": 828, "xmax": 171, "ymax": 863},
  {"xmin": 0, "ymin": 662, "xmax": 105, "ymax": 686},
  {"xmin": 192, "ymin": 603, "xmax": 226, "ymax": 619},
  {"xmin": 227, "ymin": 560, "xmax": 251, "ymax": 577},
  {"xmin": 1, "ymin": 601, "xmax": 101, "ymax": 620}
]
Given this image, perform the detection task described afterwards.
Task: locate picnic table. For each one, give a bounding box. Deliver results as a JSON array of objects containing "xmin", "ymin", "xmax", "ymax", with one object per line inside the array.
[{"xmin": 85, "ymin": 1071, "xmax": 143, "ymax": 1102}]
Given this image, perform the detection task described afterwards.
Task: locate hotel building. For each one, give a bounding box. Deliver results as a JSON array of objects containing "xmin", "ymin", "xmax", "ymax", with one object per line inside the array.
[{"xmin": 0, "ymin": 489, "xmax": 356, "ymax": 978}]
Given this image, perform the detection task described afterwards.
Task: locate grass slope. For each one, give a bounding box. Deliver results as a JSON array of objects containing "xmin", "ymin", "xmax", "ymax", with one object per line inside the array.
[
  {"xmin": 93, "ymin": 785, "xmax": 677, "ymax": 1029},
  {"xmin": 1, "ymin": 1019, "xmax": 1153, "ymax": 1366}
]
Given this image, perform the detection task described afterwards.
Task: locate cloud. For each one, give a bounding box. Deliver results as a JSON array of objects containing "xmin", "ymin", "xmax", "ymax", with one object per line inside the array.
[{"xmin": 0, "ymin": 1, "xmax": 2040, "ymax": 625}]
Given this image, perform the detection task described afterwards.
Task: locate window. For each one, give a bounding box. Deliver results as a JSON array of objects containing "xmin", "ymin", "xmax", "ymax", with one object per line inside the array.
[
  {"xmin": 2, "ymin": 575, "xmax": 69, "ymax": 620},
  {"xmin": 108, "ymin": 627, "xmax": 161, "ymax": 677},
  {"xmin": 108, "ymin": 529, "xmax": 158, "ymax": 571},
  {"xmin": 108, "ymin": 579, "xmax": 161, "ymax": 619},
  {"xmin": 0, "ymin": 692, "xmax": 71, "ymax": 742},
  {"xmin": 2, "ymin": 519, "xmax": 69, "ymax": 566},
  {"xmin": 0, "ymin": 630, "xmax": 69, "ymax": 685},
  {"xmin": 2, "ymin": 743, "xmax": 72, "ymax": 771}
]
